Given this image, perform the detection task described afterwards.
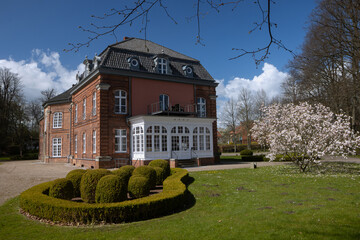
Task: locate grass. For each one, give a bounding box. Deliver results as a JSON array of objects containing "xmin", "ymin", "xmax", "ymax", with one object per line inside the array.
[{"xmin": 0, "ymin": 164, "xmax": 360, "ymax": 239}]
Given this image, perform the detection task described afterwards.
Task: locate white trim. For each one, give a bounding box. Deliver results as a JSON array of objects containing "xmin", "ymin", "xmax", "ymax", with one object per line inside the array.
[
  {"xmin": 52, "ymin": 138, "xmax": 62, "ymax": 157},
  {"xmin": 53, "ymin": 112, "xmax": 63, "ymax": 128},
  {"xmin": 114, "ymin": 90, "xmax": 127, "ymax": 114},
  {"xmin": 115, "ymin": 129, "xmax": 127, "ymax": 153}
]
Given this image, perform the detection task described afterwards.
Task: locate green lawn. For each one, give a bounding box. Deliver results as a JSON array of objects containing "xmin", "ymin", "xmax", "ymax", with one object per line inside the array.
[{"xmin": 1, "ymin": 164, "xmax": 360, "ymax": 239}]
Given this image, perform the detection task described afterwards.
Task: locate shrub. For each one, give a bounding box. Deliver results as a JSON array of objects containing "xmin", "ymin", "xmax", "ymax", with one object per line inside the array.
[
  {"xmin": 132, "ymin": 166, "xmax": 157, "ymax": 189},
  {"xmin": 241, "ymin": 155, "xmax": 264, "ymax": 162},
  {"xmin": 66, "ymin": 169, "xmax": 86, "ymax": 197},
  {"xmin": 128, "ymin": 176, "xmax": 151, "ymax": 199},
  {"xmin": 112, "ymin": 165, "xmax": 135, "ymax": 185},
  {"xmin": 95, "ymin": 175, "xmax": 127, "ymax": 203},
  {"xmin": 240, "ymin": 149, "xmax": 253, "ymax": 156},
  {"xmin": 153, "ymin": 166, "xmax": 166, "ymax": 185},
  {"xmin": 218, "ymin": 144, "xmax": 263, "ymax": 153},
  {"xmin": 19, "ymin": 168, "xmax": 189, "ymax": 224},
  {"xmin": 49, "ymin": 178, "xmax": 74, "ymax": 200},
  {"xmin": 80, "ymin": 169, "xmax": 112, "ymax": 203},
  {"xmin": 148, "ymin": 159, "xmax": 170, "ymax": 178}
]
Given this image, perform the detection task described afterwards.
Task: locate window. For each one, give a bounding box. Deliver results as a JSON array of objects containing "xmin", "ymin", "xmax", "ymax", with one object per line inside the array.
[
  {"xmin": 83, "ymin": 98, "xmax": 86, "ymax": 120},
  {"xmin": 92, "ymin": 130, "xmax": 96, "ymax": 153},
  {"xmin": 74, "ymin": 135, "xmax": 77, "ymax": 153},
  {"xmin": 159, "ymin": 94, "xmax": 169, "ymax": 111},
  {"xmin": 74, "ymin": 104, "xmax": 78, "ymax": 123},
  {"xmin": 92, "ymin": 92, "xmax": 96, "ymax": 116},
  {"xmin": 132, "ymin": 126, "xmax": 143, "ymax": 152},
  {"xmin": 193, "ymin": 127, "xmax": 211, "ymax": 151},
  {"xmin": 52, "ymin": 138, "xmax": 61, "ymax": 157},
  {"xmin": 158, "ymin": 58, "xmax": 167, "ymax": 74},
  {"xmin": 171, "ymin": 126, "xmax": 190, "ymax": 151},
  {"xmin": 53, "ymin": 112, "xmax": 62, "ymax": 128},
  {"xmin": 171, "ymin": 136, "xmax": 179, "ymax": 151},
  {"xmin": 197, "ymin": 97, "xmax": 206, "ymax": 118},
  {"xmin": 146, "ymin": 126, "xmax": 168, "ymax": 152},
  {"xmin": 115, "ymin": 90, "xmax": 127, "ymax": 114},
  {"xmin": 115, "ymin": 129, "xmax": 127, "ymax": 152},
  {"xmin": 82, "ymin": 133, "xmax": 86, "ymax": 153}
]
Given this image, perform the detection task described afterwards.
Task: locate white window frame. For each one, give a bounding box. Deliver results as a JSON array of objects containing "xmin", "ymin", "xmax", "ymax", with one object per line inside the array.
[
  {"xmin": 74, "ymin": 134, "xmax": 78, "ymax": 153},
  {"xmin": 146, "ymin": 126, "xmax": 167, "ymax": 153},
  {"xmin": 82, "ymin": 132, "xmax": 86, "ymax": 153},
  {"xmin": 92, "ymin": 92, "xmax": 96, "ymax": 116},
  {"xmin": 193, "ymin": 127, "xmax": 211, "ymax": 151},
  {"xmin": 197, "ymin": 97, "xmax": 206, "ymax": 118},
  {"xmin": 74, "ymin": 104, "xmax": 78, "ymax": 123},
  {"xmin": 115, "ymin": 129, "xmax": 127, "ymax": 153},
  {"xmin": 115, "ymin": 90, "xmax": 127, "ymax": 114},
  {"xmin": 92, "ymin": 130, "xmax": 96, "ymax": 153},
  {"xmin": 83, "ymin": 98, "xmax": 86, "ymax": 120},
  {"xmin": 159, "ymin": 94, "xmax": 169, "ymax": 111},
  {"xmin": 132, "ymin": 126, "xmax": 144, "ymax": 153},
  {"xmin": 53, "ymin": 112, "xmax": 63, "ymax": 128},
  {"xmin": 158, "ymin": 58, "xmax": 167, "ymax": 74},
  {"xmin": 52, "ymin": 138, "xmax": 62, "ymax": 157}
]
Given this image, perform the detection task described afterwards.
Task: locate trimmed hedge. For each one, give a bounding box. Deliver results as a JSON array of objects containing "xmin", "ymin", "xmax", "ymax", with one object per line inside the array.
[
  {"xmin": 112, "ymin": 165, "xmax": 135, "ymax": 185},
  {"xmin": 66, "ymin": 169, "xmax": 86, "ymax": 197},
  {"xmin": 218, "ymin": 144, "xmax": 263, "ymax": 153},
  {"xmin": 80, "ymin": 169, "xmax": 112, "ymax": 203},
  {"xmin": 95, "ymin": 175, "xmax": 127, "ymax": 203},
  {"xmin": 153, "ymin": 166, "xmax": 166, "ymax": 185},
  {"xmin": 132, "ymin": 166, "xmax": 157, "ymax": 189},
  {"xmin": 240, "ymin": 149, "xmax": 253, "ymax": 156},
  {"xmin": 128, "ymin": 176, "xmax": 151, "ymax": 199},
  {"xmin": 148, "ymin": 160, "xmax": 170, "ymax": 179},
  {"xmin": 241, "ymin": 155, "xmax": 264, "ymax": 162},
  {"xmin": 19, "ymin": 168, "xmax": 189, "ymax": 224},
  {"xmin": 49, "ymin": 178, "xmax": 74, "ymax": 200}
]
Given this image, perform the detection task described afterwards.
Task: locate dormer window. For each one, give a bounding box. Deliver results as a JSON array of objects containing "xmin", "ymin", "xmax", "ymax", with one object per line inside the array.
[
  {"xmin": 154, "ymin": 57, "xmax": 172, "ymax": 75},
  {"xmin": 183, "ymin": 65, "xmax": 193, "ymax": 77},
  {"xmin": 127, "ymin": 57, "xmax": 140, "ymax": 70}
]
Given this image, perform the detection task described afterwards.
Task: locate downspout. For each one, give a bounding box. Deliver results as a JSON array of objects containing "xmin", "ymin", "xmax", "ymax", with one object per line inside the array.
[
  {"xmin": 68, "ymin": 103, "xmax": 73, "ymax": 163},
  {"xmin": 125, "ymin": 76, "xmax": 132, "ymax": 165}
]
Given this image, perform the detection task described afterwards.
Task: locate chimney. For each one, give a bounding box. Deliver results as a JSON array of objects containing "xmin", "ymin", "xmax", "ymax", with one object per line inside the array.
[{"xmin": 123, "ymin": 36, "xmax": 130, "ymax": 40}]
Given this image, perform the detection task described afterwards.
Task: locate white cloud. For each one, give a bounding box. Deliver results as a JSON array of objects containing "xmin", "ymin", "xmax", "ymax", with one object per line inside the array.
[
  {"xmin": 216, "ymin": 63, "xmax": 289, "ymax": 101},
  {"xmin": 0, "ymin": 49, "xmax": 84, "ymax": 102}
]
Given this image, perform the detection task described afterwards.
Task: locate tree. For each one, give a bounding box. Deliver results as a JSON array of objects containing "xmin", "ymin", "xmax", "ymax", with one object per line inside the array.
[
  {"xmin": 221, "ymin": 98, "xmax": 239, "ymax": 152},
  {"xmin": 40, "ymin": 88, "xmax": 57, "ymax": 104},
  {"xmin": 252, "ymin": 102, "xmax": 360, "ymax": 172},
  {"xmin": 287, "ymin": 0, "xmax": 360, "ymax": 130},
  {"xmin": 65, "ymin": 0, "xmax": 293, "ymax": 66},
  {"xmin": 253, "ymin": 89, "xmax": 268, "ymax": 119},
  {"xmin": 237, "ymin": 88, "xmax": 254, "ymax": 149}
]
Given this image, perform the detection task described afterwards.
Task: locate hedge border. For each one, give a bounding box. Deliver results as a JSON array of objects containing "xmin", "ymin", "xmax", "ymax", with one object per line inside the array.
[{"xmin": 19, "ymin": 168, "xmax": 189, "ymax": 224}]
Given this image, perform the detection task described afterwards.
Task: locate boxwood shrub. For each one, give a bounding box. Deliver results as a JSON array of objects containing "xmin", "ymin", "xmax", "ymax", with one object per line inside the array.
[
  {"xmin": 241, "ymin": 155, "xmax": 264, "ymax": 162},
  {"xmin": 49, "ymin": 178, "xmax": 74, "ymax": 200},
  {"xmin": 148, "ymin": 159, "xmax": 170, "ymax": 178},
  {"xmin": 66, "ymin": 169, "xmax": 86, "ymax": 197},
  {"xmin": 240, "ymin": 149, "xmax": 253, "ymax": 156},
  {"xmin": 112, "ymin": 165, "xmax": 135, "ymax": 185},
  {"xmin": 132, "ymin": 166, "xmax": 157, "ymax": 189},
  {"xmin": 128, "ymin": 176, "xmax": 151, "ymax": 199},
  {"xmin": 80, "ymin": 169, "xmax": 112, "ymax": 203},
  {"xmin": 95, "ymin": 175, "xmax": 127, "ymax": 203},
  {"xmin": 19, "ymin": 168, "xmax": 189, "ymax": 224},
  {"xmin": 153, "ymin": 166, "xmax": 166, "ymax": 185}
]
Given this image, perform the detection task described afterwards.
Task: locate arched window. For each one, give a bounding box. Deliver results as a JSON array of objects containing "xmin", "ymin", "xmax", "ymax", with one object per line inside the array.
[
  {"xmin": 171, "ymin": 126, "xmax": 190, "ymax": 151},
  {"xmin": 115, "ymin": 90, "xmax": 127, "ymax": 114},
  {"xmin": 197, "ymin": 97, "xmax": 206, "ymax": 118},
  {"xmin": 193, "ymin": 127, "xmax": 211, "ymax": 151},
  {"xmin": 159, "ymin": 94, "xmax": 169, "ymax": 111},
  {"xmin": 132, "ymin": 126, "xmax": 144, "ymax": 152},
  {"xmin": 146, "ymin": 126, "xmax": 167, "ymax": 152}
]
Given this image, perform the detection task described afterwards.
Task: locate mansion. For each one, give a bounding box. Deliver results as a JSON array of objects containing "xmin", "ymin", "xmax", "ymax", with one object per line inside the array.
[{"xmin": 39, "ymin": 37, "xmax": 218, "ymax": 168}]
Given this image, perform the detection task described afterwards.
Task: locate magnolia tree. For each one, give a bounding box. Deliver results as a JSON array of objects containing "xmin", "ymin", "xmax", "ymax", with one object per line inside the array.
[{"xmin": 252, "ymin": 102, "xmax": 360, "ymax": 172}]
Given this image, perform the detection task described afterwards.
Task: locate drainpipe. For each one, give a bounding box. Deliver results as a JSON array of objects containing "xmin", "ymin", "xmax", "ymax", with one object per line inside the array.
[
  {"xmin": 125, "ymin": 76, "xmax": 132, "ymax": 166},
  {"xmin": 68, "ymin": 103, "xmax": 73, "ymax": 163}
]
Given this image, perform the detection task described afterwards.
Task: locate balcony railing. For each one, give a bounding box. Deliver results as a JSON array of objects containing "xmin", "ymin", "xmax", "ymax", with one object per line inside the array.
[{"xmin": 147, "ymin": 101, "xmax": 197, "ymax": 116}]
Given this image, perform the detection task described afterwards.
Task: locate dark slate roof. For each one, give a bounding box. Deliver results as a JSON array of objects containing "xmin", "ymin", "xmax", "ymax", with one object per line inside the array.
[{"xmin": 43, "ymin": 85, "xmax": 75, "ymax": 107}]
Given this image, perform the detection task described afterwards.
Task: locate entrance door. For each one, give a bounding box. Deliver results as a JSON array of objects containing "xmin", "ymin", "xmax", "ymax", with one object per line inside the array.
[{"xmin": 171, "ymin": 126, "xmax": 191, "ymax": 159}]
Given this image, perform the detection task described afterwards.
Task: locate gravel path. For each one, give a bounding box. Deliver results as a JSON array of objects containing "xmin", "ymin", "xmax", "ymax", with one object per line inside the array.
[{"xmin": 1, "ymin": 156, "xmax": 359, "ymax": 206}]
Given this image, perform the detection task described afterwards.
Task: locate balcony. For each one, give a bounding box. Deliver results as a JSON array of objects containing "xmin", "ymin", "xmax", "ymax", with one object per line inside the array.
[{"xmin": 147, "ymin": 101, "xmax": 197, "ymax": 116}]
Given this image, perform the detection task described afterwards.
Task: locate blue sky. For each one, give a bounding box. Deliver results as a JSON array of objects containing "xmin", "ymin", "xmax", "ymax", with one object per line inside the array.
[{"xmin": 0, "ymin": 0, "xmax": 316, "ymax": 102}]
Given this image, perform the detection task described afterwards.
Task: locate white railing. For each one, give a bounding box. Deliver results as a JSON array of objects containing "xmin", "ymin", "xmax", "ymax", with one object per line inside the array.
[{"xmin": 147, "ymin": 102, "xmax": 197, "ymax": 115}]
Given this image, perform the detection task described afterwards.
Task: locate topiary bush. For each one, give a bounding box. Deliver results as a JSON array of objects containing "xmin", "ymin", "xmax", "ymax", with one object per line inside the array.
[
  {"xmin": 128, "ymin": 176, "xmax": 151, "ymax": 199},
  {"xmin": 240, "ymin": 149, "xmax": 253, "ymax": 156},
  {"xmin": 49, "ymin": 178, "xmax": 74, "ymax": 200},
  {"xmin": 112, "ymin": 165, "xmax": 135, "ymax": 185},
  {"xmin": 153, "ymin": 166, "xmax": 166, "ymax": 185},
  {"xmin": 66, "ymin": 169, "xmax": 86, "ymax": 197},
  {"xmin": 95, "ymin": 175, "xmax": 128, "ymax": 203},
  {"xmin": 80, "ymin": 169, "xmax": 112, "ymax": 203},
  {"xmin": 148, "ymin": 159, "xmax": 170, "ymax": 179},
  {"xmin": 132, "ymin": 166, "xmax": 157, "ymax": 189}
]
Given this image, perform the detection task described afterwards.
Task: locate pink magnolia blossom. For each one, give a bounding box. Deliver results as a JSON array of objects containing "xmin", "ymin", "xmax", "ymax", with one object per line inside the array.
[{"xmin": 252, "ymin": 102, "xmax": 360, "ymax": 172}]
